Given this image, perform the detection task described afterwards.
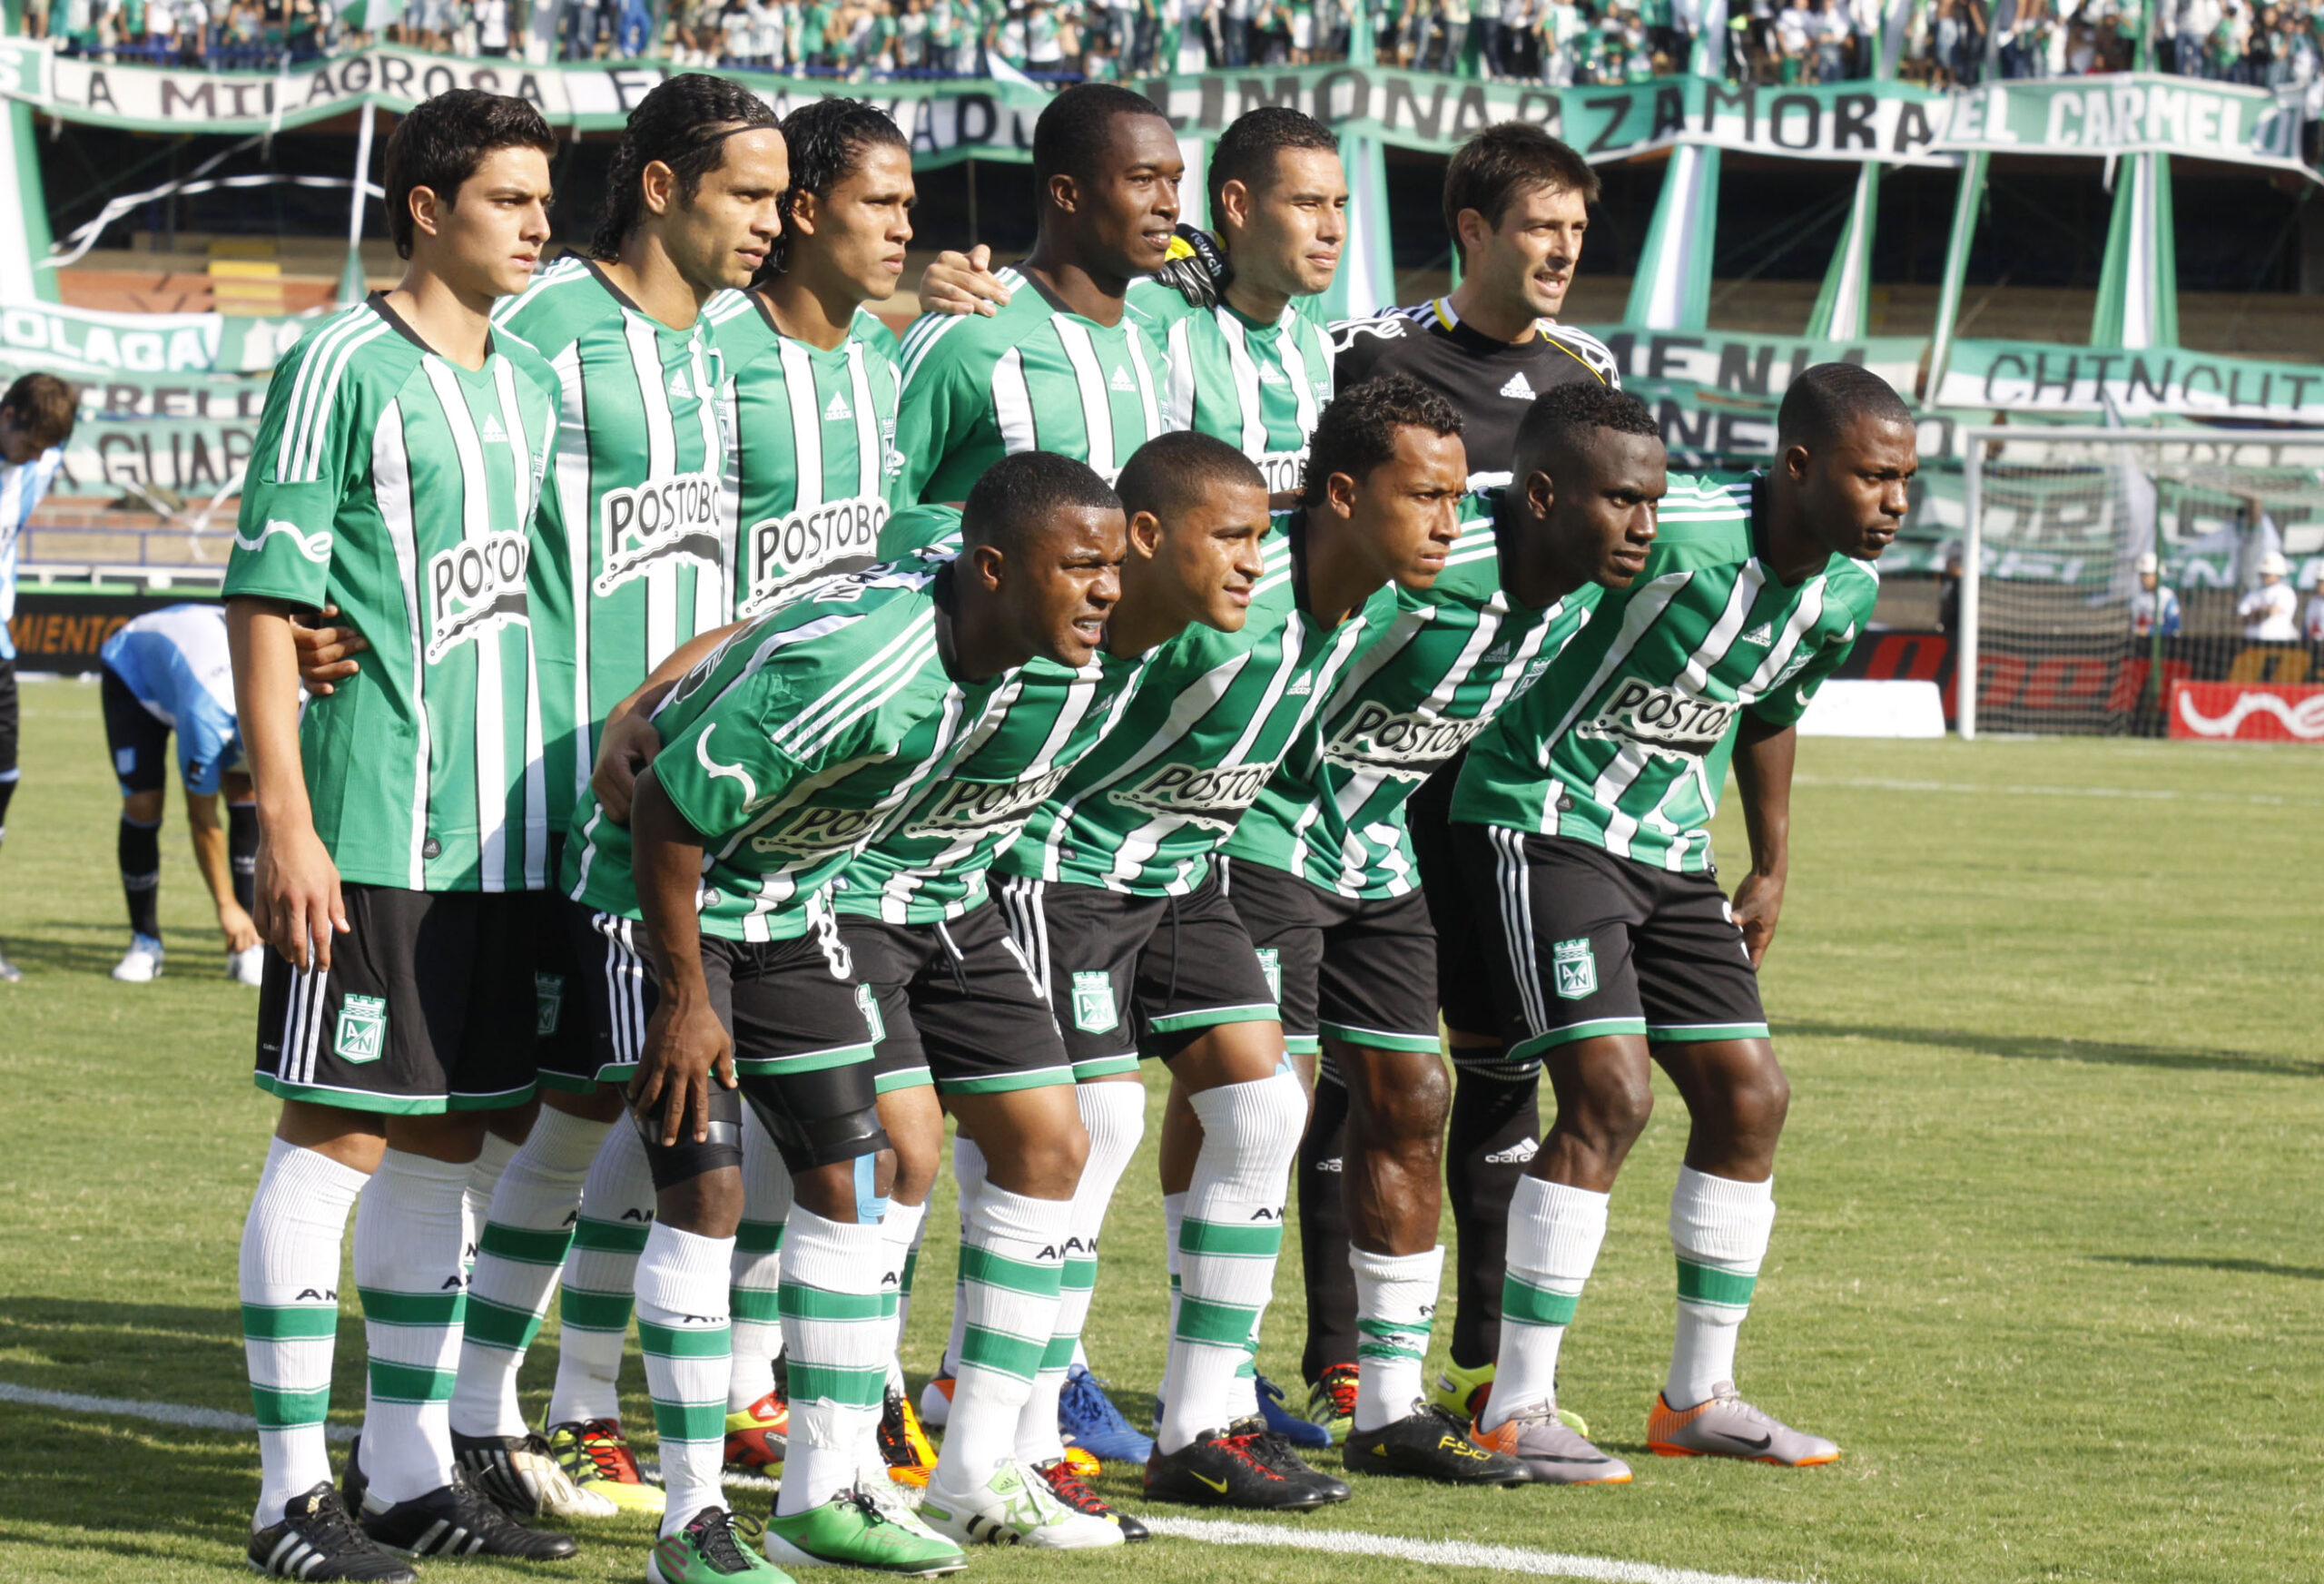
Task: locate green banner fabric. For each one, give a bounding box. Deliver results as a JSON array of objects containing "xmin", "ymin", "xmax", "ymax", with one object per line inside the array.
[
  {"xmin": 0, "ymin": 300, "xmax": 315, "ymax": 376},
  {"xmin": 2089, "ymin": 152, "xmax": 2178, "ymax": 351},
  {"xmin": 1936, "ymin": 339, "xmax": 2324, "ymax": 422},
  {"xmin": 1942, "ymin": 74, "xmax": 2309, "ymax": 175}
]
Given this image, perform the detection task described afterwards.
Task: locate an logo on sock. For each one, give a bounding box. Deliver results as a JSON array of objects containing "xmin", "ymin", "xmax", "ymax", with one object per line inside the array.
[
  {"xmin": 294, "ymin": 1288, "xmax": 338, "ymax": 1302},
  {"xmin": 333, "ymin": 994, "xmax": 388, "ymax": 1063},
  {"xmin": 1248, "ymin": 1206, "xmax": 1281, "ymax": 1221},
  {"xmin": 1551, "ymin": 938, "xmax": 1598, "ymax": 1000}
]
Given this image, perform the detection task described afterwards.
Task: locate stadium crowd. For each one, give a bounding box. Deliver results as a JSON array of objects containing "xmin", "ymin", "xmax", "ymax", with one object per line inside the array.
[{"xmin": 20, "ymin": 0, "xmax": 2324, "ymax": 88}]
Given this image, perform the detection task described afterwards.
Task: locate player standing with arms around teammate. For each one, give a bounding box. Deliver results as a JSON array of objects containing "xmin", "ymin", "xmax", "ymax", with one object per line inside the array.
[
  {"xmin": 0, "ymin": 371, "xmax": 77, "ymax": 984},
  {"xmin": 225, "ymin": 90, "xmax": 577, "ymax": 1581},
  {"xmin": 1454, "ymin": 363, "xmax": 1915, "ymax": 1477}
]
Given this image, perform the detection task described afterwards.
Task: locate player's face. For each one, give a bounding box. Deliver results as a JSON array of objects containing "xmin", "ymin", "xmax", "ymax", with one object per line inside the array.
[
  {"xmin": 1466, "ymin": 182, "xmax": 1589, "ymax": 322},
  {"xmin": 1016, "ymin": 504, "xmax": 1127, "ymax": 668},
  {"xmin": 1064, "ymin": 115, "xmax": 1184, "ymax": 279},
  {"xmin": 1525, "ymin": 429, "xmax": 1666, "ymax": 598},
  {"xmin": 1142, "ymin": 480, "xmax": 1273, "ymax": 635},
  {"xmin": 429, "ymin": 144, "xmax": 555, "ymax": 300},
  {"xmin": 0, "ymin": 414, "xmax": 40, "ymax": 467},
  {"xmin": 2141, "ymin": 572, "xmax": 2159, "ymax": 591},
  {"xmin": 664, "ymin": 127, "xmax": 789, "ymax": 294},
  {"xmin": 1793, "ymin": 414, "xmax": 1917, "ymax": 562},
  {"xmin": 1230, "ymin": 147, "xmax": 1348, "ymax": 300},
  {"xmin": 797, "ymin": 143, "xmax": 915, "ymax": 303},
  {"xmin": 1344, "ymin": 426, "xmax": 1469, "ymax": 592}
]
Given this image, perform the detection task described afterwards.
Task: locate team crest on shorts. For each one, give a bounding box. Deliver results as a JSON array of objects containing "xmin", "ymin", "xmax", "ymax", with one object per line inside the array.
[
  {"xmin": 1551, "ymin": 938, "xmax": 1598, "ymax": 1000},
  {"xmin": 1256, "ymin": 948, "xmax": 1283, "ymax": 1005},
  {"xmin": 336, "ymin": 994, "xmax": 389, "ymax": 1063},
  {"xmin": 1071, "ymin": 970, "xmax": 1117, "ymax": 1034},
  {"xmin": 535, "ymin": 973, "xmax": 566, "ymax": 1038},
  {"xmin": 856, "ymin": 983, "xmax": 886, "ymax": 1042}
]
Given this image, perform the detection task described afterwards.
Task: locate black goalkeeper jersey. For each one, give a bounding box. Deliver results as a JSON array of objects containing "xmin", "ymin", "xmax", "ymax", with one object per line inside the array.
[{"xmin": 1330, "ymin": 297, "xmax": 1620, "ymax": 487}]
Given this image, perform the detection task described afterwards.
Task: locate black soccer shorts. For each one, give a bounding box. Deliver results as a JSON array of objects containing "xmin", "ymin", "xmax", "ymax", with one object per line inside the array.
[
  {"xmin": 1452, "ymin": 823, "xmax": 1769, "ymax": 1063},
  {"xmin": 1219, "ymin": 855, "xmax": 1441, "ymax": 1059},
  {"xmin": 842, "ymin": 902, "xmax": 1073, "ymax": 1097},
  {"xmin": 1407, "ymin": 787, "xmax": 1502, "ymax": 1046},
  {"xmin": 99, "ymin": 668, "xmax": 172, "ymax": 796},
  {"xmin": 994, "ymin": 867, "xmax": 1281, "ymax": 1080}
]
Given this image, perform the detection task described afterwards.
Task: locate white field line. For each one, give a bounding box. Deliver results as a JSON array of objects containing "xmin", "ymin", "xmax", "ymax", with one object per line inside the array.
[
  {"xmin": 1793, "ymin": 772, "xmax": 2324, "ymax": 810},
  {"xmin": 1, "ymin": 1382, "xmax": 1814, "ymax": 1584}
]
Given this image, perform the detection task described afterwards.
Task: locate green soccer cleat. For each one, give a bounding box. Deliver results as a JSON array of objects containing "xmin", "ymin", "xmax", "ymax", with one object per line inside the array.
[
  {"xmin": 1428, "ymin": 1358, "xmax": 1590, "ymax": 1439},
  {"xmin": 762, "ymin": 1489, "xmax": 967, "ymax": 1575},
  {"xmin": 547, "ymin": 1416, "xmax": 667, "ymax": 1518},
  {"xmin": 1305, "ymin": 1362, "xmax": 1359, "ymax": 1446},
  {"xmin": 649, "ymin": 1507, "xmax": 795, "ymax": 1584}
]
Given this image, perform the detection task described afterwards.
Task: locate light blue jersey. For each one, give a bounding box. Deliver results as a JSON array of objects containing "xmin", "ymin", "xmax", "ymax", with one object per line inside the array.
[
  {"xmin": 0, "ymin": 447, "xmax": 65, "ymax": 662},
  {"xmin": 99, "ymin": 603, "xmax": 242, "ymax": 794}
]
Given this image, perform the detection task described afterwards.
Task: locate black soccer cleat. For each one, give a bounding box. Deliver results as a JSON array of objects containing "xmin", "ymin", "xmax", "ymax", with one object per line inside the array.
[
  {"xmin": 1144, "ymin": 1426, "xmax": 1339, "ymax": 1510},
  {"xmin": 1227, "ymin": 1418, "xmax": 1351, "ymax": 1504},
  {"xmin": 357, "ymin": 1465, "xmax": 580, "ymax": 1559},
  {"xmin": 1343, "ymin": 1402, "xmax": 1530, "ymax": 1486},
  {"xmin": 248, "ymin": 1481, "xmax": 419, "ymax": 1582}
]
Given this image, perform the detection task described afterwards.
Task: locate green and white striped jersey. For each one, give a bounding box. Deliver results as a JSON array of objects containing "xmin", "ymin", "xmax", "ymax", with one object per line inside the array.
[
  {"xmin": 225, "ymin": 296, "xmax": 560, "ymax": 892},
  {"xmin": 1452, "ymin": 473, "xmax": 1878, "ymax": 873},
  {"xmin": 1226, "ymin": 500, "xmax": 1603, "ymax": 900},
  {"xmin": 494, "ymin": 257, "xmax": 736, "ymax": 831},
  {"xmin": 702, "ymin": 290, "xmax": 908, "ymax": 615},
  {"xmin": 1135, "ymin": 280, "xmax": 1334, "ymax": 497},
  {"xmin": 997, "ymin": 513, "xmax": 1387, "ymax": 897},
  {"xmin": 568, "ymin": 561, "xmax": 1008, "ymax": 942},
  {"xmin": 892, "ymin": 266, "xmax": 1168, "ymax": 502},
  {"xmin": 834, "ymin": 507, "xmax": 1150, "ymax": 923}
]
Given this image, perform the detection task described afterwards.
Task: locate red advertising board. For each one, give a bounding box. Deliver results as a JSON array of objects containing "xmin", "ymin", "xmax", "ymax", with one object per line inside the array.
[{"xmin": 2167, "ymin": 680, "xmax": 2324, "ymax": 743}]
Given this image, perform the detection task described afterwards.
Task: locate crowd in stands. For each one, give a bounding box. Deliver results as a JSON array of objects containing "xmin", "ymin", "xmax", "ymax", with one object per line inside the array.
[{"xmin": 17, "ymin": 0, "xmax": 2324, "ymax": 89}]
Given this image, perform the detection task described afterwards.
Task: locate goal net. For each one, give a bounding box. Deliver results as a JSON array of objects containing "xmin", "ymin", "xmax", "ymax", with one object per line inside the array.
[{"xmin": 1961, "ymin": 428, "xmax": 2324, "ymax": 737}]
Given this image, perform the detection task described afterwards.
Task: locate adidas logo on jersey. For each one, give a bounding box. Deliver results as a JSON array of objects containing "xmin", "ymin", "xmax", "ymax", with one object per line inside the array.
[
  {"xmin": 1109, "ymin": 366, "xmax": 1136, "ymax": 393},
  {"xmin": 479, "ymin": 412, "xmax": 507, "ymax": 443},
  {"xmin": 1499, "ymin": 371, "xmax": 1535, "ymax": 400},
  {"xmin": 668, "ymin": 369, "xmax": 693, "ymax": 400},
  {"xmin": 1480, "ymin": 641, "xmax": 1514, "ymax": 665},
  {"xmin": 1740, "ymin": 622, "xmax": 1777, "ymax": 646},
  {"xmin": 1257, "ymin": 361, "xmax": 1288, "ymax": 385},
  {"xmin": 823, "ymin": 391, "xmax": 852, "ymax": 423},
  {"xmin": 1286, "ymin": 674, "xmax": 1314, "ymax": 695}
]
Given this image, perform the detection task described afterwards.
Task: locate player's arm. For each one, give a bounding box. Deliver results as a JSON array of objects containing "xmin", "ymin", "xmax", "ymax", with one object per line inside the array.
[
  {"xmin": 1728, "ymin": 710, "xmax": 1794, "ymax": 970},
  {"xmin": 593, "ymin": 618, "xmax": 753, "ymax": 823},
  {"xmin": 227, "ymin": 598, "xmax": 346, "ymax": 969},
  {"xmin": 625, "ymin": 765, "xmax": 737, "ymax": 1147},
  {"xmin": 184, "ymin": 783, "xmax": 261, "ymax": 953}
]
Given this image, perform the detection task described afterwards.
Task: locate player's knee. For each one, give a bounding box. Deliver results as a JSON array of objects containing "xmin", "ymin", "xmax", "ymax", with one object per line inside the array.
[
  {"xmin": 1187, "ymin": 1067, "xmax": 1307, "ymax": 1182},
  {"xmin": 1728, "ymin": 1059, "xmax": 1791, "ymax": 1139},
  {"xmin": 122, "ymin": 790, "xmax": 165, "ymax": 824},
  {"xmin": 1566, "ymin": 1064, "xmax": 1655, "ymax": 1146},
  {"xmin": 657, "ymin": 1168, "xmax": 743, "ymax": 1236}
]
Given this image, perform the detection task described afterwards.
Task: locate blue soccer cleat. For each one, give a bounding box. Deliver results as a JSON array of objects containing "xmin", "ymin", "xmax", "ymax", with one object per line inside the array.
[
  {"xmin": 1256, "ymin": 1373, "xmax": 1334, "ymax": 1449},
  {"xmin": 1059, "ymin": 1365, "xmax": 1155, "ymax": 1464}
]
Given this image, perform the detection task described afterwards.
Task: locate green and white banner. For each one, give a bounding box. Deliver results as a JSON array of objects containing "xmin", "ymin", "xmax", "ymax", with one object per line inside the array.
[
  {"xmin": 1943, "ymin": 74, "xmax": 2310, "ymax": 176},
  {"xmin": 0, "ymin": 299, "xmax": 316, "ymax": 376},
  {"xmin": 1936, "ymin": 338, "xmax": 2324, "ymax": 422}
]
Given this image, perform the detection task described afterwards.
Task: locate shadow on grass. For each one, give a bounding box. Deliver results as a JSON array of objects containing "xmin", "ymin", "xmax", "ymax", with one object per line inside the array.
[
  {"xmin": 1773, "ymin": 1020, "xmax": 2324, "ymax": 1079},
  {"xmin": 0, "ymin": 921, "xmax": 149, "ymax": 979},
  {"xmin": 2090, "ymin": 1254, "xmax": 2324, "ymax": 1282}
]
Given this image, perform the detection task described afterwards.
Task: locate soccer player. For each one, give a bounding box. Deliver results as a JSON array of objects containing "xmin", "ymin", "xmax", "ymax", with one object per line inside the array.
[
  {"xmin": 1222, "ymin": 380, "xmax": 1662, "ymax": 1484},
  {"xmin": 1452, "ymin": 362, "xmax": 1914, "ymax": 1477},
  {"xmin": 891, "ymin": 83, "xmax": 1179, "ymax": 500},
  {"xmin": 95, "ymin": 602, "xmax": 262, "ymax": 985},
  {"xmin": 224, "ymin": 89, "xmax": 578, "ymax": 1579},
  {"xmin": 560, "ymin": 449, "xmax": 1125, "ymax": 1578},
  {"xmin": 0, "ymin": 370, "xmax": 77, "ymax": 984},
  {"xmin": 438, "ymin": 74, "xmax": 783, "ymax": 1524}
]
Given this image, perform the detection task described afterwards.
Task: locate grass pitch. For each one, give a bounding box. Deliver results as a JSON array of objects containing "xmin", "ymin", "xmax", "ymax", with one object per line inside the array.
[{"xmin": 3, "ymin": 675, "xmax": 2320, "ymax": 1583}]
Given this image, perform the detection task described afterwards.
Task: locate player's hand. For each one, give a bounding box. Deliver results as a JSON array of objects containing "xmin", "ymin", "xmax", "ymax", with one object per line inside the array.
[
  {"xmin": 254, "ymin": 827, "xmax": 348, "ymax": 971},
  {"xmin": 593, "ymin": 712, "xmax": 665, "ymax": 826},
  {"xmin": 290, "ymin": 605, "xmax": 369, "ymax": 696},
  {"xmin": 917, "ymin": 245, "xmax": 1011, "ymax": 317},
  {"xmin": 219, "ymin": 901, "xmax": 261, "ymax": 955},
  {"xmin": 1730, "ymin": 869, "xmax": 1786, "ymax": 970},
  {"xmin": 627, "ymin": 993, "xmax": 737, "ymax": 1146}
]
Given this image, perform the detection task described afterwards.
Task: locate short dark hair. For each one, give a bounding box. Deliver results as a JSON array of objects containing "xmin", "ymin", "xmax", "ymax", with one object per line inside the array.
[
  {"xmin": 1117, "ymin": 431, "xmax": 1266, "ymax": 526},
  {"xmin": 1442, "ymin": 123, "xmax": 1598, "ymax": 266},
  {"xmin": 961, "ymin": 450, "xmax": 1122, "ymax": 560},
  {"xmin": 1512, "ymin": 381, "xmax": 1660, "ymax": 482},
  {"xmin": 381, "ymin": 90, "xmax": 556, "ymax": 261},
  {"xmin": 1776, "ymin": 362, "xmax": 1915, "ymax": 452},
  {"xmin": 1208, "ymin": 105, "xmax": 1338, "ymax": 220},
  {"xmin": 1032, "ymin": 83, "xmax": 1167, "ymax": 191},
  {"xmin": 590, "ymin": 74, "xmax": 782, "ymax": 261},
  {"xmin": 0, "ymin": 372, "xmax": 76, "ymax": 448},
  {"xmin": 769, "ymin": 98, "xmax": 909, "ymax": 279},
  {"xmin": 1301, "ymin": 374, "xmax": 1464, "ymax": 510}
]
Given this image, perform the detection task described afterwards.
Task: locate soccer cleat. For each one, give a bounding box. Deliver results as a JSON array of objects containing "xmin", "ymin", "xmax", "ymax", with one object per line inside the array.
[
  {"xmin": 1468, "ymin": 1404, "xmax": 1632, "ymax": 1485},
  {"xmin": 763, "ymin": 1487, "xmax": 968, "ymax": 1575},
  {"xmin": 1033, "ymin": 1456, "xmax": 1149, "ymax": 1541},
  {"xmin": 248, "ymin": 1481, "xmax": 419, "ymax": 1582},
  {"xmin": 453, "ymin": 1429, "xmax": 618, "ymax": 1520},
  {"xmin": 921, "ymin": 1457, "xmax": 1124, "ymax": 1550},
  {"xmin": 1058, "ymin": 1365, "xmax": 1154, "ymax": 1464},
  {"xmin": 1058, "ymin": 1442, "xmax": 1104, "ymax": 1480},
  {"xmin": 1647, "ymin": 1382, "xmax": 1839, "ymax": 1467},
  {"xmin": 1226, "ymin": 1418, "xmax": 1351, "ymax": 1503},
  {"xmin": 1255, "ymin": 1373, "xmax": 1333, "ymax": 1449},
  {"xmin": 1344, "ymin": 1402, "xmax": 1530, "ymax": 1486},
  {"xmin": 1305, "ymin": 1362, "xmax": 1359, "ymax": 1445},
  {"xmin": 112, "ymin": 933, "xmax": 164, "ymax": 982},
  {"xmin": 725, "ymin": 1390, "xmax": 789, "ymax": 1471},
  {"xmin": 0, "ymin": 948, "xmax": 20, "ymax": 983},
  {"xmin": 649, "ymin": 1506, "xmax": 794, "ymax": 1584},
  {"xmin": 877, "ymin": 1384, "xmax": 938, "ymax": 1488},
  {"xmin": 355, "ymin": 1466, "xmax": 579, "ymax": 1559},
  {"xmin": 1430, "ymin": 1358, "xmax": 1590, "ymax": 1438},
  {"xmin": 915, "ymin": 1372, "xmax": 955, "ymax": 1430},
  {"xmin": 546, "ymin": 1416, "xmax": 668, "ymax": 1517},
  {"xmin": 230, "ymin": 943, "xmax": 268, "ymax": 986},
  {"xmin": 1144, "ymin": 1426, "xmax": 1338, "ymax": 1511}
]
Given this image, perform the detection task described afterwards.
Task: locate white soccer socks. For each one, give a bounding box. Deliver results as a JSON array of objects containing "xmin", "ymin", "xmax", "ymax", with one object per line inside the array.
[
  {"xmin": 635, "ymin": 1222, "xmax": 734, "ymax": 1533},
  {"xmin": 1155, "ymin": 1190, "xmax": 1187, "ymax": 1406},
  {"xmin": 241, "ymin": 1138, "xmax": 368, "ymax": 1526},
  {"xmin": 1158, "ymin": 1070, "xmax": 1304, "ymax": 1453},
  {"xmin": 934, "ymin": 1186, "xmax": 1070, "ymax": 1492},
  {"xmin": 934, "ymin": 1134, "xmax": 990, "ymax": 1382},
  {"xmin": 775, "ymin": 1206, "xmax": 891, "ymax": 1517},
  {"xmin": 1666, "ymin": 1166, "xmax": 1776, "ymax": 1409},
  {"xmin": 729, "ymin": 1109, "xmax": 794, "ymax": 1412},
  {"xmin": 1016, "ymin": 1081, "xmax": 1143, "ymax": 1463},
  {"xmin": 1483, "ymin": 1176, "xmax": 1609, "ymax": 1432},
  {"xmin": 450, "ymin": 1107, "xmax": 608, "ymax": 1439},
  {"xmin": 1350, "ymin": 1245, "xmax": 1445, "ymax": 1433},
  {"xmin": 458, "ymin": 1133, "xmax": 518, "ymax": 1269},
  {"xmin": 352, "ymin": 1148, "xmax": 471, "ymax": 1504},
  {"xmin": 546, "ymin": 1123, "xmax": 655, "ymax": 1428}
]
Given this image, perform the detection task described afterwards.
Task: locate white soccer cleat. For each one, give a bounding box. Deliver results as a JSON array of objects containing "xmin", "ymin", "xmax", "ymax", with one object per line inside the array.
[
  {"xmin": 112, "ymin": 935, "xmax": 164, "ymax": 983},
  {"xmin": 920, "ymin": 1458, "xmax": 1123, "ymax": 1550},
  {"xmin": 228, "ymin": 944, "xmax": 268, "ymax": 987}
]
